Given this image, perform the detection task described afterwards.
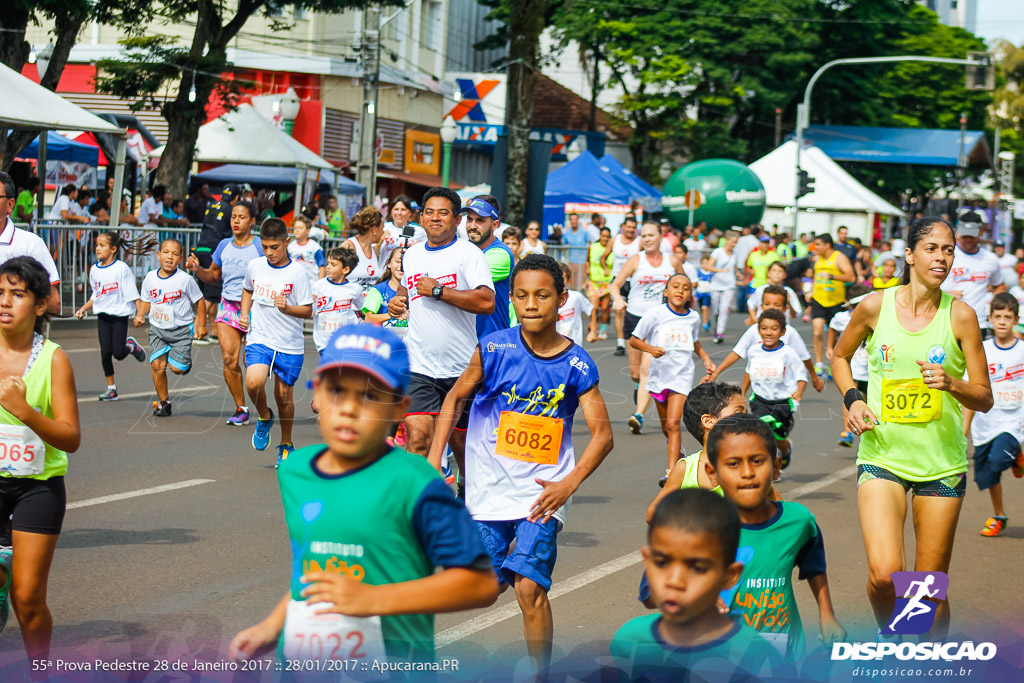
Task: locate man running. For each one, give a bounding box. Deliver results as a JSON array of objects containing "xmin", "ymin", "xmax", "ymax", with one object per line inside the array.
[
  {"xmin": 940, "ymin": 210, "xmax": 1005, "ymax": 341},
  {"xmin": 463, "ymin": 195, "xmax": 514, "ymax": 339},
  {"xmin": 605, "ymin": 215, "xmax": 640, "ymax": 355},
  {"xmin": 810, "ymin": 233, "xmax": 855, "ymax": 378}
]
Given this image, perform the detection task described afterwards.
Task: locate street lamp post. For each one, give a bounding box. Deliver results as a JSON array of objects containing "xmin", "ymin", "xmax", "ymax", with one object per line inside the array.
[
  {"xmin": 793, "ymin": 55, "xmax": 982, "ymax": 237},
  {"xmin": 440, "ymin": 118, "xmax": 457, "ymax": 188},
  {"xmin": 280, "ymin": 87, "xmax": 301, "ymax": 135}
]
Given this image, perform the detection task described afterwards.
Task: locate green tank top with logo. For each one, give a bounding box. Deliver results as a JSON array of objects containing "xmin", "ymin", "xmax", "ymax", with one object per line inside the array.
[
  {"xmin": 860, "ymin": 287, "xmax": 967, "ymax": 482},
  {"xmin": 589, "ymin": 242, "xmax": 614, "ymax": 284},
  {"xmin": 680, "ymin": 450, "xmax": 723, "ymax": 495},
  {"xmin": 0, "ymin": 338, "xmax": 67, "ymax": 481}
]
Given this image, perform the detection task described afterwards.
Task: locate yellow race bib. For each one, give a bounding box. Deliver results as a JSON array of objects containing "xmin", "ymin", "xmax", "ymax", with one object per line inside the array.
[
  {"xmin": 495, "ymin": 412, "xmax": 563, "ymax": 465},
  {"xmin": 880, "ymin": 378, "xmax": 941, "ymax": 423}
]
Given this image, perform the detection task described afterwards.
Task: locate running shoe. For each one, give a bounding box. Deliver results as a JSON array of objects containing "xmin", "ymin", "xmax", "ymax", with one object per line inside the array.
[
  {"xmin": 253, "ymin": 410, "xmax": 275, "ymax": 451},
  {"xmin": 814, "ymin": 362, "xmax": 826, "ymax": 380},
  {"xmin": 981, "ymin": 516, "xmax": 1007, "ymax": 537},
  {"xmin": 0, "ymin": 545, "xmax": 10, "ymax": 635},
  {"xmin": 628, "ymin": 413, "xmax": 644, "ymax": 434},
  {"xmin": 1013, "ymin": 451, "xmax": 1024, "ymax": 478},
  {"xmin": 193, "ymin": 336, "xmax": 216, "ymax": 346},
  {"xmin": 226, "ymin": 407, "xmax": 250, "ymax": 426},
  {"xmin": 837, "ymin": 431, "xmax": 854, "ymax": 448},
  {"xmin": 702, "ymin": 322, "xmax": 711, "ymax": 332},
  {"xmin": 98, "ymin": 387, "xmax": 118, "ymax": 401},
  {"xmin": 274, "ymin": 442, "xmax": 293, "ymax": 469},
  {"xmin": 442, "ymin": 462, "xmax": 457, "ymax": 486},
  {"xmin": 597, "ymin": 328, "xmax": 608, "ymax": 340},
  {"xmin": 780, "ymin": 450, "xmax": 791, "ymax": 470},
  {"xmin": 126, "ymin": 336, "xmax": 147, "ymax": 362},
  {"xmin": 152, "ymin": 400, "xmax": 172, "ymax": 417},
  {"xmin": 713, "ymin": 334, "xmax": 724, "ymax": 344},
  {"xmin": 658, "ymin": 468, "xmax": 670, "ymax": 488},
  {"xmin": 802, "ymin": 314, "xmax": 810, "ymax": 323},
  {"xmin": 614, "ymin": 346, "xmax": 626, "ymax": 356}
]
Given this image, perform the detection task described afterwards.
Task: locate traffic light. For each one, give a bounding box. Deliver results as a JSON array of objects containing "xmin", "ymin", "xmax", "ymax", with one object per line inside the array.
[
  {"xmin": 797, "ymin": 169, "xmax": 815, "ymax": 198},
  {"xmin": 966, "ymin": 52, "xmax": 994, "ymax": 91}
]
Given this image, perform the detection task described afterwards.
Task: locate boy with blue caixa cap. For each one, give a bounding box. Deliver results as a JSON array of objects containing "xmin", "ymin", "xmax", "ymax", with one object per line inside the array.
[{"xmin": 228, "ymin": 324, "xmax": 499, "ymax": 664}]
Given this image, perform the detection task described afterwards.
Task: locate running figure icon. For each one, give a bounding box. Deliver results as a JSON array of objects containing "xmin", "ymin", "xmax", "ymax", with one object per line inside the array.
[{"xmin": 883, "ymin": 571, "xmax": 950, "ymax": 635}]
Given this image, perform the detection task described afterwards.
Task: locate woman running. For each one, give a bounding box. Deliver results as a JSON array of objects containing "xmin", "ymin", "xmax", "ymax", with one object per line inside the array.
[
  {"xmin": 344, "ymin": 207, "xmax": 386, "ymax": 292},
  {"xmin": 380, "ymin": 195, "xmax": 425, "ymax": 266},
  {"xmin": 831, "ymin": 217, "xmax": 992, "ymax": 639},
  {"xmin": 186, "ymin": 200, "xmax": 263, "ymax": 426},
  {"xmin": 0, "ymin": 257, "xmax": 81, "ymax": 665}
]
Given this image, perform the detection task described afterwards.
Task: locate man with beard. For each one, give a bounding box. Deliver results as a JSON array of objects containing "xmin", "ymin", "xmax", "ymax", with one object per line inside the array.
[{"xmin": 463, "ymin": 195, "xmax": 515, "ymax": 339}]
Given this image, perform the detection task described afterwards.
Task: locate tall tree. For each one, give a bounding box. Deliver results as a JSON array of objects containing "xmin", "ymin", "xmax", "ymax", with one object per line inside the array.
[{"xmin": 96, "ymin": 0, "xmax": 395, "ymax": 198}]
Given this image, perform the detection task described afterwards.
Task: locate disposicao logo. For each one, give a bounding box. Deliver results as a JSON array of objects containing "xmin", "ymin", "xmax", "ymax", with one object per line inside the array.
[{"xmin": 883, "ymin": 571, "xmax": 948, "ymax": 635}]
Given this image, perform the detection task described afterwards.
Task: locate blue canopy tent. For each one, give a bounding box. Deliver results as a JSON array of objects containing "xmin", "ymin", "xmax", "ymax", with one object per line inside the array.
[
  {"xmin": 543, "ymin": 151, "xmax": 631, "ymax": 233},
  {"xmin": 798, "ymin": 125, "xmax": 990, "ymax": 167},
  {"xmin": 598, "ymin": 154, "xmax": 662, "ymax": 212},
  {"xmin": 20, "ymin": 131, "xmax": 99, "ymax": 165},
  {"xmin": 194, "ymin": 163, "xmax": 365, "ymax": 194}
]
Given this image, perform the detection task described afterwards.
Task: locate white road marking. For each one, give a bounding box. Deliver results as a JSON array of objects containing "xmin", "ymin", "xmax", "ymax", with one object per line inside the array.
[
  {"xmin": 435, "ymin": 464, "xmax": 858, "ymax": 648},
  {"xmin": 67, "ymin": 479, "xmax": 216, "ymax": 510},
  {"xmin": 63, "ymin": 347, "xmax": 100, "ymax": 354},
  {"xmin": 77, "ymin": 384, "xmax": 217, "ymax": 404}
]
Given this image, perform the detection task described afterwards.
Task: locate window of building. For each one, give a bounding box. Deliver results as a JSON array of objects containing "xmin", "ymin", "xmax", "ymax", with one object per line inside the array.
[
  {"xmin": 420, "ymin": 0, "xmax": 442, "ymax": 51},
  {"xmin": 293, "ymin": 5, "xmax": 307, "ymax": 19}
]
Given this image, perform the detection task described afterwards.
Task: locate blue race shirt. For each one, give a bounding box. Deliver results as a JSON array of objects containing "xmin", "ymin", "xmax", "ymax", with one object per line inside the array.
[
  {"xmin": 476, "ymin": 239, "xmax": 514, "ymax": 339},
  {"xmin": 561, "ymin": 228, "xmax": 590, "ymax": 264},
  {"xmin": 212, "ymin": 237, "xmax": 264, "ymax": 301}
]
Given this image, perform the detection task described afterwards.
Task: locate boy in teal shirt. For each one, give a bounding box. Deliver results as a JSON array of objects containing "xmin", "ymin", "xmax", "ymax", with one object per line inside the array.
[
  {"xmin": 705, "ymin": 414, "xmax": 846, "ymax": 658},
  {"xmin": 228, "ymin": 325, "xmax": 499, "ymax": 663},
  {"xmin": 611, "ymin": 489, "xmax": 782, "ymax": 681}
]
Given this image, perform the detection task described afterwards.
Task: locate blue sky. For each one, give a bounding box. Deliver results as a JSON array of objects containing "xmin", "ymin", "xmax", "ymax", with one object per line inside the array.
[{"xmin": 975, "ymin": 0, "xmax": 1024, "ymax": 47}]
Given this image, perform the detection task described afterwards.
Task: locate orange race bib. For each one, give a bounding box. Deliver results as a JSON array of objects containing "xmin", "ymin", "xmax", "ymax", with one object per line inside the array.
[{"xmin": 495, "ymin": 411, "xmax": 563, "ymax": 465}]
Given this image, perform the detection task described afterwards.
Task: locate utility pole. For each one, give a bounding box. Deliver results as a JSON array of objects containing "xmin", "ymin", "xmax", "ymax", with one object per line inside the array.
[
  {"xmin": 355, "ymin": 7, "xmax": 381, "ymax": 206},
  {"xmin": 774, "ymin": 108, "xmax": 782, "ymax": 148},
  {"xmin": 957, "ymin": 112, "xmax": 967, "ymax": 213}
]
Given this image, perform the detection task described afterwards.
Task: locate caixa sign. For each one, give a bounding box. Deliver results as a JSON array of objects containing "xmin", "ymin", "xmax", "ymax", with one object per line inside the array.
[{"xmin": 455, "ymin": 123, "xmax": 505, "ymax": 145}]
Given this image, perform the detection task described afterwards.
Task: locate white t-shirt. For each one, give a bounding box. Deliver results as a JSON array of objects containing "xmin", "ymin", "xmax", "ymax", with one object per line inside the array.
[
  {"xmin": 1010, "ymin": 285, "xmax": 1024, "ymax": 308},
  {"xmin": 556, "ymin": 290, "xmax": 594, "ymax": 345},
  {"xmin": 345, "ymin": 239, "xmax": 382, "ymax": 292},
  {"xmin": 243, "ymin": 258, "xmax": 314, "ymax": 355},
  {"xmin": 141, "ymin": 269, "xmax": 202, "ymax": 329},
  {"xmin": 632, "ymin": 305, "xmax": 702, "ymax": 395},
  {"xmin": 47, "ymin": 195, "xmax": 73, "ymax": 221},
  {"xmin": 733, "ymin": 324, "xmax": 811, "ymax": 362},
  {"xmin": 138, "ymin": 196, "xmax": 162, "ymax": 227},
  {"xmin": 403, "ymin": 237, "xmax": 495, "ymax": 377},
  {"xmin": 709, "ymin": 247, "xmax": 737, "ymax": 290},
  {"xmin": 747, "ymin": 284, "xmax": 803, "ymax": 319},
  {"xmin": 967, "ymin": 338, "xmax": 1024, "ymax": 445},
  {"xmin": 0, "ymin": 219, "xmax": 60, "ymax": 284},
  {"xmin": 312, "ymin": 278, "xmax": 365, "ymax": 351},
  {"xmin": 308, "ymin": 226, "xmax": 327, "ymax": 243},
  {"xmin": 733, "ymin": 234, "xmax": 760, "ymax": 277},
  {"xmin": 89, "ymin": 260, "xmax": 139, "ymax": 317},
  {"xmin": 611, "ymin": 235, "xmax": 640, "ymax": 276},
  {"xmin": 682, "ymin": 261, "xmax": 698, "ymax": 285},
  {"xmin": 940, "ymin": 245, "xmax": 1002, "ymax": 329},
  {"xmin": 626, "ymin": 252, "xmax": 677, "ymax": 318},
  {"xmin": 828, "ymin": 310, "xmax": 868, "ymax": 381},
  {"xmin": 380, "ymin": 222, "xmax": 427, "ymax": 266},
  {"xmin": 287, "ymin": 239, "xmax": 326, "ymax": 291},
  {"xmin": 745, "ymin": 342, "xmax": 807, "ymax": 400},
  {"xmin": 520, "ymin": 238, "xmax": 546, "ymax": 256},
  {"xmin": 683, "ymin": 237, "xmax": 707, "ymax": 255},
  {"xmin": 997, "ymin": 252, "xmax": 1017, "ymax": 287}
]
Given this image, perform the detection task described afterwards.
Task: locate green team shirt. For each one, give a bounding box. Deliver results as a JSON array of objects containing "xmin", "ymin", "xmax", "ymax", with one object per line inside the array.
[
  {"xmin": 679, "ymin": 450, "xmax": 723, "ymax": 495},
  {"xmin": 14, "ymin": 190, "xmax": 35, "ymax": 222},
  {"xmin": 276, "ymin": 445, "xmax": 488, "ymax": 661},
  {"xmin": 725, "ymin": 501, "xmax": 826, "ymax": 659},
  {"xmin": 0, "ymin": 339, "xmax": 67, "ymax": 480},
  {"xmin": 610, "ymin": 614, "xmax": 783, "ymax": 680},
  {"xmin": 746, "ymin": 251, "xmax": 780, "ymax": 288}
]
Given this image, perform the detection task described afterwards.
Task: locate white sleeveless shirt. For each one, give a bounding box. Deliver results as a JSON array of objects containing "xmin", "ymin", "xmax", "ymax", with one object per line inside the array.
[{"xmin": 627, "ymin": 252, "xmax": 676, "ymax": 317}]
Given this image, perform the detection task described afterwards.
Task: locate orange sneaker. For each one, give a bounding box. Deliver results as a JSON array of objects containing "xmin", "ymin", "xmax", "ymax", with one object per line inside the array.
[
  {"xmin": 1012, "ymin": 451, "xmax": 1024, "ymax": 478},
  {"xmin": 980, "ymin": 516, "xmax": 1007, "ymax": 537}
]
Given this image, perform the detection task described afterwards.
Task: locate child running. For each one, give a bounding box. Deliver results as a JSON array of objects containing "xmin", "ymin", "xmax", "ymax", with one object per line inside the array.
[
  {"xmin": 135, "ymin": 238, "xmax": 203, "ymax": 416},
  {"xmin": 696, "ymin": 255, "xmax": 714, "ymax": 331},
  {"xmin": 705, "ymin": 285, "xmax": 823, "ymax": 393},
  {"xmin": 361, "ymin": 247, "xmax": 408, "ymax": 336},
  {"xmin": 629, "ymin": 273, "xmax": 715, "ymax": 486},
  {"xmin": 827, "ymin": 284, "xmax": 873, "ymax": 447},
  {"xmin": 706, "ymin": 415, "xmax": 846, "ymax": 657},
  {"xmin": 0, "ymin": 257, "xmax": 81, "ymax": 667},
  {"xmin": 963, "ymin": 292, "xmax": 1024, "ymax": 537},
  {"xmin": 228, "ymin": 324, "xmax": 499, "ymax": 664},
  {"xmin": 556, "ymin": 262, "xmax": 594, "ymax": 345},
  {"xmin": 311, "ymin": 247, "xmax": 363, "ymax": 359},
  {"xmin": 74, "ymin": 231, "xmax": 147, "ymax": 400},
  {"xmin": 742, "ymin": 309, "xmax": 807, "ymax": 472},
  {"xmin": 287, "ymin": 216, "xmax": 327, "ymax": 291},
  {"xmin": 428, "ymin": 254, "xmax": 614, "ymax": 673},
  {"xmin": 611, "ymin": 489, "xmax": 782, "ymax": 682},
  {"xmin": 240, "ymin": 218, "xmax": 313, "ymax": 466}
]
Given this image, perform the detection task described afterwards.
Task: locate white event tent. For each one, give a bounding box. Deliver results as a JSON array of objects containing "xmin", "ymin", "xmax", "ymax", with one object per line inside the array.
[
  {"xmin": 0, "ymin": 60, "xmax": 129, "ymax": 224},
  {"xmin": 150, "ymin": 104, "xmax": 334, "ymax": 207},
  {"xmin": 750, "ymin": 140, "xmax": 902, "ymax": 242}
]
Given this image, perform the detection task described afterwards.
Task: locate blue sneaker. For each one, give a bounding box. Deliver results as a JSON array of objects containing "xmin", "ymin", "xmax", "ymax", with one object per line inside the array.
[
  {"xmin": 275, "ymin": 443, "xmax": 293, "ymax": 469},
  {"xmin": 253, "ymin": 410, "xmax": 275, "ymax": 451},
  {"xmin": 627, "ymin": 413, "xmax": 644, "ymax": 434},
  {"xmin": 0, "ymin": 545, "xmax": 10, "ymax": 635},
  {"xmin": 837, "ymin": 431, "xmax": 854, "ymax": 448},
  {"xmin": 702, "ymin": 322, "xmax": 711, "ymax": 332}
]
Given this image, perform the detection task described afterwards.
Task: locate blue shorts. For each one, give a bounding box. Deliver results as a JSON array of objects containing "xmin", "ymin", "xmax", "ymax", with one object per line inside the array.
[
  {"xmin": 244, "ymin": 343, "xmax": 304, "ymax": 387},
  {"xmin": 696, "ymin": 292, "xmax": 711, "ymax": 308},
  {"xmin": 973, "ymin": 433, "xmax": 1021, "ymax": 490},
  {"xmin": 476, "ymin": 518, "xmax": 559, "ymax": 590}
]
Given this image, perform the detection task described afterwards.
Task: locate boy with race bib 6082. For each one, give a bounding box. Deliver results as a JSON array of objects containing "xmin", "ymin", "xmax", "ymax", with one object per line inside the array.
[{"xmin": 429, "ymin": 254, "xmax": 614, "ymax": 674}]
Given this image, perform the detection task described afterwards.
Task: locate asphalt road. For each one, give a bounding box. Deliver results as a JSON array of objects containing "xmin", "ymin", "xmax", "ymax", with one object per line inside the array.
[{"xmin": 0, "ymin": 312, "xmax": 1022, "ymax": 681}]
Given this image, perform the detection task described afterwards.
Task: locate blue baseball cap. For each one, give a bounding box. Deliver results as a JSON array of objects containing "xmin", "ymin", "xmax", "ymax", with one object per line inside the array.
[
  {"xmin": 462, "ymin": 198, "xmax": 499, "ymax": 220},
  {"xmin": 759, "ymin": 234, "xmax": 771, "ymax": 242},
  {"xmin": 316, "ymin": 324, "xmax": 410, "ymax": 393}
]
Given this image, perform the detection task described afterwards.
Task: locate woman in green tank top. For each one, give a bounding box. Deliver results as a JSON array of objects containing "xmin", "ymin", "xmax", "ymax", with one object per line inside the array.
[
  {"xmin": 830, "ymin": 218, "xmax": 992, "ymax": 639},
  {"xmin": 0, "ymin": 256, "xmax": 81, "ymax": 666}
]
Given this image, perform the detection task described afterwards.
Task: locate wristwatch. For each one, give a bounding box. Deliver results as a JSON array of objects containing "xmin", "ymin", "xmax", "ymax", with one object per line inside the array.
[{"xmin": 431, "ymin": 285, "xmax": 444, "ymax": 301}]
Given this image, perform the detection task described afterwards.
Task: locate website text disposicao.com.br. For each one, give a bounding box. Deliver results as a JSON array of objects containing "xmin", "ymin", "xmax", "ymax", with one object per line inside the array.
[
  {"xmin": 851, "ymin": 666, "xmax": 977, "ymax": 678},
  {"xmin": 834, "ymin": 640, "xmax": 997, "ymax": 679}
]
